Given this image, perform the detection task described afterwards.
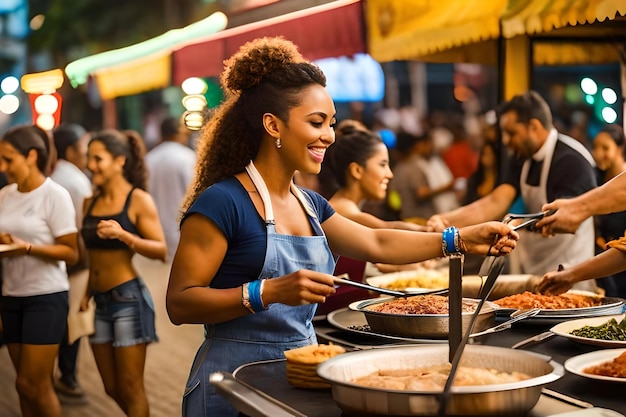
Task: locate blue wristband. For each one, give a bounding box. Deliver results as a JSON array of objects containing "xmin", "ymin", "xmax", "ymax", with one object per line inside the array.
[
  {"xmin": 442, "ymin": 227, "xmax": 459, "ymax": 257},
  {"xmin": 248, "ymin": 279, "xmax": 266, "ymax": 313}
]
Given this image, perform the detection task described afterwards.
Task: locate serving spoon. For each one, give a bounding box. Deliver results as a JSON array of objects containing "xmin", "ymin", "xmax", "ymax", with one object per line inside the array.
[{"xmin": 469, "ymin": 308, "xmax": 541, "ymax": 338}]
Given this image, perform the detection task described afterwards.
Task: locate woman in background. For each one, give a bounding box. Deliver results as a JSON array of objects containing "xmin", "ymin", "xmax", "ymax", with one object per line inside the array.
[
  {"xmin": 591, "ymin": 124, "xmax": 626, "ymax": 296},
  {"xmin": 319, "ymin": 121, "xmax": 431, "ymax": 278},
  {"xmin": 318, "ymin": 120, "xmax": 426, "ymax": 231},
  {"xmin": 0, "ymin": 125, "xmax": 79, "ymax": 417},
  {"xmin": 82, "ymin": 129, "xmax": 166, "ymax": 417}
]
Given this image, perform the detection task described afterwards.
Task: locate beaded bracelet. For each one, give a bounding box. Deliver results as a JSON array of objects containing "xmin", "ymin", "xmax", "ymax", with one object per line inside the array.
[
  {"xmin": 247, "ymin": 279, "xmax": 266, "ymax": 313},
  {"xmin": 442, "ymin": 226, "xmax": 464, "ymax": 257},
  {"xmin": 259, "ymin": 279, "xmax": 267, "ymax": 309},
  {"xmin": 241, "ymin": 283, "xmax": 255, "ymax": 314}
]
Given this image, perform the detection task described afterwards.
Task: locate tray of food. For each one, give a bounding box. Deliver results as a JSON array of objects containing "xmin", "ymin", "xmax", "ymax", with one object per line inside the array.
[
  {"xmin": 492, "ymin": 291, "xmax": 624, "ymax": 321},
  {"xmin": 349, "ymin": 295, "xmax": 498, "ymax": 339},
  {"xmin": 316, "ymin": 344, "xmax": 564, "ymax": 416},
  {"xmin": 366, "ymin": 272, "xmax": 541, "ymax": 300},
  {"xmin": 564, "ymin": 348, "xmax": 626, "ymax": 383},
  {"xmin": 365, "ymin": 268, "xmax": 449, "ymax": 294},
  {"xmin": 326, "ymin": 305, "xmax": 448, "ymax": 344},
  {"xmin": 550, "ymin": 315, "xmax": 626, "ymax": 348}
]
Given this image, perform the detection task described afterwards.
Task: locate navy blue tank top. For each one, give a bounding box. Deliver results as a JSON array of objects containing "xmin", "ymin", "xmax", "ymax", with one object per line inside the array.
[{"xmin": 81, "ymin": 188, "xmax": 141, "ymax": 250}]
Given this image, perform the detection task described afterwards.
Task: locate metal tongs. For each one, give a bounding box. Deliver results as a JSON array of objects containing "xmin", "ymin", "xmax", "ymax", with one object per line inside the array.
[
  {"xmin": 477, "ymin": 209, "xmax": 556, "ymax": 281},
  {"xmin": 438, "ymin": 211, "xmax": 554, "ymax": 416},
  {"xmin": 332, "ymin": 273, "xmax": 447, "ymax": 298},
  {"xmin": 502, "ymin": 209, "xmax": 557, "ymax": 232}
]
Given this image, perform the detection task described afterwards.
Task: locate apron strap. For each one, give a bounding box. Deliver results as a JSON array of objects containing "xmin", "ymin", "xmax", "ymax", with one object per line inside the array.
[
  {"xmin": 245, "ymin": 161, "xmax": 275, "ymax": 223},
  {"xmin": 245, "ymin": 161, "xmax": 317, "ymax": 223}
]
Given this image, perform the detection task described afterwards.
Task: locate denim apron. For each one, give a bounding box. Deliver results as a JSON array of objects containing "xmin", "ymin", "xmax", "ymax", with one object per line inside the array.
[{"xmin": 182, "ymin": 162, "xmax": 336, "ymax": 417}]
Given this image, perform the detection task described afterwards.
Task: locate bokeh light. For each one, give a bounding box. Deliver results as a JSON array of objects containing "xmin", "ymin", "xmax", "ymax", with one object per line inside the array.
[
  {"xmin": 601, "ymin": 107, "xmax": 618, "ymax": 123},
  {"xmin": 36, "ymin": 114, "xmax": 56, "ymax": 131},
  {"xmin": 30, "ymin": 14, "xmax": 45, "ymax": 31},
  {"xmin": 601, "ymin": 88, "xmax": 618, "ymax": 105},
  {"xmin": 580, "ymin": 77, "xmax": 598, "ymax": 95},
  {"xmin": 0, "ymin": 95, "xmax": 20, "ymax": 115},
  {"xmin": 1, "ymin": 76, "xmax": 19, "ymax": 95},
  {"xmin": 181, "ymin": 77, "xmax": 208, "ymax": 95},
  {"xmin": 34, "ymin": 94, "xmax": 59, "ymax": 114}
]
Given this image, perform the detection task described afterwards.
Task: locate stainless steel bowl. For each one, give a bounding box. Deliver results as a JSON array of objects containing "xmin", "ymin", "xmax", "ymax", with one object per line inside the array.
[
  {"xmin": 316, "ymin": 344, "xmax": 564, "ymax": 416},
  {"xmin": 351, "ymin": 297, "xmax": 498, "ymax": 338}
]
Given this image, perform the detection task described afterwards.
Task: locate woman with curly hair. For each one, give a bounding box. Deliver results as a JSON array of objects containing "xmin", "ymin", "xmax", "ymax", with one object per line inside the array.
[
  {"xmin": 166, "ymin": 37, "xmax": 518, "ymax": 417},
  {"xmin": 81, "ymin": 129, "xmax": 166, "ymax": 417}
]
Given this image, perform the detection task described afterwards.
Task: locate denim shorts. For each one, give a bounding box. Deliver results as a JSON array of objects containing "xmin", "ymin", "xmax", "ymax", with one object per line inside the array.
[
  {"xmin": 90, "ymin": 277, "xmax": 158, "ymax": 347},
  {"xmin": 0, "ymin": 291, "xmax": 69, "ymax": 345}
]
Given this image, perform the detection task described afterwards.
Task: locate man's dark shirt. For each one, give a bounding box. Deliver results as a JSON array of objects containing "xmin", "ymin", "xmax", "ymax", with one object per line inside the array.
[{"xmin": 502, "ymin": 135, "xmax": 597, "ymax": 203}]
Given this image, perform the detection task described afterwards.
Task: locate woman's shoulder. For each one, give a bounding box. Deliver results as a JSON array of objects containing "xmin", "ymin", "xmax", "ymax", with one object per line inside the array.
[
  {"xmin": 328, "ymin": 195, "xmax": 359, "ymax": 217},
  {"xmin": 199, "ymin": 177, "xmax": 246, "ymax": 200},
  {"xmin": 42, "ymin": 178, "xmax": 74, "ymax": 202},
  {"xmin": 127, "ymin": 187, "xmax": 158, "ymax": 211},
  {"xmin": 190, "ymin": 177, "xmax": 249, "ymax": 212}
]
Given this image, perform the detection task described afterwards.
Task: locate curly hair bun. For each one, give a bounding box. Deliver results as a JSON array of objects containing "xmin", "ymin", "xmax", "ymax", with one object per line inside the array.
[
  {"xmin": 335, "ymin": 119, "xmax": 369, "ymax": 138},
  {"xmin": 221, "ymin": 36, "xmax": 307, "ymax": 94}
]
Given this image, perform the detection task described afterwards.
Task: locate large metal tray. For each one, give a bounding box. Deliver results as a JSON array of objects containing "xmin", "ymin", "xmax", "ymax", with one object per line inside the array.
[
  {"xmin": 317, "ymin": 344, "xmax": 564, "ymax": 416},
  {"xmin": 350, "ymin": 297, "xmax": 497, "ymax": 339},
  {"xmin": 327, "ymin": 306, "xmax": 447, "ymax": 344},
  {"xmin": 495, "ymin": 297, "xmax": 625, "ymax": 321}
]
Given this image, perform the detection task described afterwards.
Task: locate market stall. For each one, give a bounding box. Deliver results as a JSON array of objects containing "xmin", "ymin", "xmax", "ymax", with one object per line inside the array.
[{"xmin": 365, "ymin": 0, "xmax": 626, "ymax": 99}]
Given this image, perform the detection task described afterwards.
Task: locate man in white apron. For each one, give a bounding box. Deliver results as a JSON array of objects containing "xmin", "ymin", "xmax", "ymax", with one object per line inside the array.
[{"xmin": 428, "ymin": 91, "xmax": 597, "ymax": 289}]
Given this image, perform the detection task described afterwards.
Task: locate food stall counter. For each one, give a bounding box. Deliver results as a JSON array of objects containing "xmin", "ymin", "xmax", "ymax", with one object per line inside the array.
[{"xmin": 217, "ymin": 320, "xmax": 626, "ymax": 416}]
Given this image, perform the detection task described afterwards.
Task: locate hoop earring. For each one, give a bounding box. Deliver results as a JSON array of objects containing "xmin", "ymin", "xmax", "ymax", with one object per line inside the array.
[{"xmin": 275, "ymin": 138, "xmax": 282, "ymax": 149}]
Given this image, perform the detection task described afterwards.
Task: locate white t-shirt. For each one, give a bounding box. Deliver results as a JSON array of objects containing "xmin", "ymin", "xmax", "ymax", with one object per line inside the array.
[
  {"xmin": 50, "ymin": 159, "xmax": 93, "ymax": 226},
  {"xmin": 0, "ymin": 178, "xmax": 77, "ymax": 296},
  {"xmin": 145, "ymin": 141, "xmax": 196, "ymax": 261}
]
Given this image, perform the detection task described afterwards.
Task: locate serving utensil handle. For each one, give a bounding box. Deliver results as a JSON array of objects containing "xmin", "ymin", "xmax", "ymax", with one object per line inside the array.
[
  {"xmin": 332, "ymin": 274, "xmax": 407, "ymax": 297},
  {"xmin": 210, "ymin": 371, "xmax": 305, "ymax": 417},
  {"xmin": 448, "ymin": 254, "xmax": 463, "ymax": 362},
  {"xmin": 439, "ymin": 255, "xmax": 506, "ymax": 416}
]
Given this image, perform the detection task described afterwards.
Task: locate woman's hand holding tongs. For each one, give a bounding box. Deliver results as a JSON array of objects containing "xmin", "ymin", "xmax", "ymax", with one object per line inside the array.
[{"xmin": 459, "ymin": 221, "xmax": 519, "ymax": 257}]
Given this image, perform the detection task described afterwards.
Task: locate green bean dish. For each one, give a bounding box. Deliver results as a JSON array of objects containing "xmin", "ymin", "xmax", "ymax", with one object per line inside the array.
[{"xmin": 570, "ymin": 317, "xmax": 626, "ymax": 341}]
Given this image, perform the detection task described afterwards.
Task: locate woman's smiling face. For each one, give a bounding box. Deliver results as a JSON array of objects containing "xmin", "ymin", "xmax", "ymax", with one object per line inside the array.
[
  {"xmin": 593, "ymin": 131, "xmax": 622, "ymax": 172},
  {"xmin": 277, "ymin": 84, "xmax": 336, "ymax": 174},
  {"xmin": 358, "ymin": 143, "xmax": 393, "ymax": 201},
  {"xmin": 87, "ymin": 140, "xmax": 124, "ymax": 186},
  {"xmin": 0, "ymin": 141, "xmax": 29, "ymax": 184}
]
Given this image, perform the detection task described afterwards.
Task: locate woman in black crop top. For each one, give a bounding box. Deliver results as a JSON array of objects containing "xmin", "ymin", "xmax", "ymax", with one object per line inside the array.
[{"xmin": 82, "ymin": 129, "xmax": 166, "ymax": 417}]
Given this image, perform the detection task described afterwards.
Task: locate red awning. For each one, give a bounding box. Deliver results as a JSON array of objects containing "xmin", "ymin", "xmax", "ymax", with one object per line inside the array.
[{"xmin": 172, "ymin": 0, "xmax": 365, "ymax": 84}]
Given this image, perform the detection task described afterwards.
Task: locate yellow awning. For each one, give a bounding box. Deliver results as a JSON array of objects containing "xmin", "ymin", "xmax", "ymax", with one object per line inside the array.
[
  {"xmin": 94, "ymin": 53, "xmax": 171, "ymax": 101},
  {"xmin": 366, "ymin": 0, "xmax": 508, "ymax": 62},
  {"xmin": 533, "ymin": 42, "xmax": 622, "ymax": 65},
  {"xmin": 501, "ymin": 0, "xmax": 626, "ymax": 38}
]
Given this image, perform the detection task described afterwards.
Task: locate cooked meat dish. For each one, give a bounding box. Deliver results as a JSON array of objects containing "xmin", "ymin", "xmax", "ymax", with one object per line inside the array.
[
  {"xmin": 493, "ymin": 291, "xmax": 602, "ymax": 310},
  {"xmin": 368, "ymin": 295, "xmax": 476, "ymax": 315},
  {"xmin": 584, "ymin": 351, "xmax": 626, "ymax": 378},
  {"xmin": 352, "ymin": 363, "xmax": 531, "ymax": 391}
]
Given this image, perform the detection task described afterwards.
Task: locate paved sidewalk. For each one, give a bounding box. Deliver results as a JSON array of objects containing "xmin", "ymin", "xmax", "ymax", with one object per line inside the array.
[{"xmin": 0, "ymin": 256, "xmax": 205, "ymax": 417}]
